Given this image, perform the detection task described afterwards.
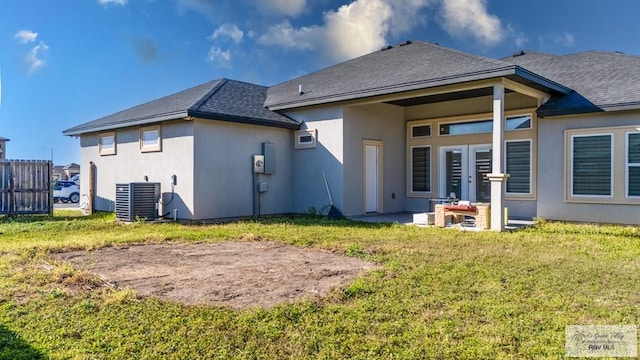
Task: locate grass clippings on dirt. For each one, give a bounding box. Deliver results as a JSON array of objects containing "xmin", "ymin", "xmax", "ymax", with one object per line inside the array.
[{"xmin": 0, "ymin": 211, "xmax": 639, "ymax": 359}]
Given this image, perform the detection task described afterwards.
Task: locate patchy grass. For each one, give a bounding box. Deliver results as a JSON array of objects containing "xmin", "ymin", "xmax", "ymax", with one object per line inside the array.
[{"xmin": 0, "ymin": 212, "xmax": 639, "ymax": 359}]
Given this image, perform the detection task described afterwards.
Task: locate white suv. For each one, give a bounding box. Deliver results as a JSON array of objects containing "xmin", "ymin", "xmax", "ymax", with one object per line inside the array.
[{"xmin": 53, "ymin": 181, "xmax": 80, "ymax": 203}]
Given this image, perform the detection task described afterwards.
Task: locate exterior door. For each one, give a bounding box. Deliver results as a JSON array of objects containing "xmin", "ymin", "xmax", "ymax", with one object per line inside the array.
[
  {"xmin": 364, "ymin": 141, "xmax": 382, "ymax": 213},
  {"xmin": 440, "ymin": 144, "xmax": 492, "ymax": 202}
]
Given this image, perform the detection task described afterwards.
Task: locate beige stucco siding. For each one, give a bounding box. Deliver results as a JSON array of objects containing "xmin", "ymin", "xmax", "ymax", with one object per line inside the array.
[
  {"xmin": 192, "ymin": 119, "xmax": 293, "ymax": 220},
  {"xmin": 79, "ymin": 120, "xmax": 195, "ymax": 218},
  {"xmin": 285, "ymin": 106, "xmax": 344, "ymax": 214},
  {"xmin": 405, "ymin": 92, "xmax": 538, "ymax": 121},
  {"xmin": 537, "ymin": 110, "xmax": 640, "ymax": 224},
  {"xmin": 343, "ymin": 103, "xmax": 406, "ymax": 216}
]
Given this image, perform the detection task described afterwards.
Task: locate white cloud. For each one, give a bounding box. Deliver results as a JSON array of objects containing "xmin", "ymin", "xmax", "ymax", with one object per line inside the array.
[
  {"xmin": 206, "ymin": 46, "xmax": 232, "ymax": 67},
  {"xmin": 25, "ymin": 42, "xmax": 49, "ymax": 72},
  {"xmin": 555, "ymin": 32, "xmax": 575, "ymax": 47},
  {"xmin": 258, "ymin": 0, "xmax": 512, "ymax": 62},
  {"xmin": 212, "ymin": 24, "xmax": 244, "ymax": 44},
  {"xmin": 259, "ymin": 0, "xmax": 394, "ymax": 62},
  {"xmin": 175, "ymin": 0, "xmax": 216, "ymax": 19},
  {"xmin": 98, "ymin": 0, "xmax": 127, "ymax": 5},
  {"xmin": 439, "ymin": 0, "xmax": 504, "ymax": 46},
  {"xmin": 507, "ymin": 25, "xmax": 528, "ymax": 48},
  {"xmin": 388, "ymin": 0, "xmax": 434, "ymax": 36},
  {"xmin": 323, "ymin": 0, "xmax": 392, "ymax": 60},
  {"xmin": 258, "ymin": 21, "xmax": 318, "ymax": 51},
  {"xmin": 257, "ymin": 0, "xmax": 307, "ymax": 17},
  {"xmin": 14, "ymin": 30, "xmax": 38, "ymax": 44}
]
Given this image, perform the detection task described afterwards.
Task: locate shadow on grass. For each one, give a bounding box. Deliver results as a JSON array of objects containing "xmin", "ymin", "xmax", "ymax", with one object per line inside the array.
[
  {"xmin": 0, "ymin": 325, "xmax": 44, "ymax": 360},
  {"xmin": 0, "ymin": 211, "xmax": 113, "ymax": 224},
  {"xmin": 244, "ymin": 215, "xmax": 397, "ymax": 229}
]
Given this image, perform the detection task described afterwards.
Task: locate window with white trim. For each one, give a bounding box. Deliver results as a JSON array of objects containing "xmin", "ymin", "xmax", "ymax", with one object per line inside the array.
[
  {"xmin": 506, "ymin": 140, "xmax": 531, "ymax": 195},
  {"xmin": 571, "ymin": 134, "xmax": 612, "ymax": 197},
  {"xmin": 99, "ymin": 132, "xmax": 116, "ymax": 156},
  {"xmin": 439, "ymin": 115, "xmax": 532, "ymax": 136},
  {"xmin": 140, "ymin": 125, "xmax": 161, "ymax": 152},
  {"xmin": 295, "ymin": 129, "xmax": 317, "ymax": 149},
  {"xmin": 411, "ymin": 146, "xmax": 431, "ymax": 192},
  {"xmin": 627, "ymin": 132, "xmax": 640, "ymax": 197}
]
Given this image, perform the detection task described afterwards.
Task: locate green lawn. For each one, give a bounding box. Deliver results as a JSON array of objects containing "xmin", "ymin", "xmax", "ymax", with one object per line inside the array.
[{"xmin": 0, "ymin": 211, "xmax": 639, "ymax": 359}]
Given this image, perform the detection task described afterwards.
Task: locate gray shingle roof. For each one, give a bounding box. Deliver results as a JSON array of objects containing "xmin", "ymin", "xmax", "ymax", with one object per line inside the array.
[
  {"xmin": 265, "ymin": 41, "xmax": 569, "ymax": 110},
  {"xmin": 63, "ymin": 79, "xmax": 298, "ymax": 135},
  {"xmin": 502, "ymin": 50, "xmax": 640, "ymax": 116}
]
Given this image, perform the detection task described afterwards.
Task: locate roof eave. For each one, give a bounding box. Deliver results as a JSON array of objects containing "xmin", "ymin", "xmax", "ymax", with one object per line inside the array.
[
  {"xmin": 188, "ymin": 110, "xmax": 300, "ymax": 130},
  {"xmin": 62, "ymin": 111, "xmax": 189, "ymax": 136},
  {"xmin": 267, "ymin": 66, "xmax": 570, "ymax": 111},
  {"xmin": 599, "ymin": 101, "xmax": 640, "ymax": 112},
  {"xmin": 537, "ymin": 107, "xmax": 604, "ymax": 118},
  {"xmin": 538, "ymin": 101, "xmax": 640, "ymax": 118},
  {"xmin": 512, "ymin": 67, "xmax": 572, "ymax": 95}
]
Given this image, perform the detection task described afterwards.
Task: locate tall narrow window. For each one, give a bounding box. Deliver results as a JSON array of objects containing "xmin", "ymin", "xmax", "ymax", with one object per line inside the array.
[
  {"xmin": 140, "ymin": 125, "xmax": 162, "ymax": 152},
  {"xmin": 506, "ymin": 140, "xmax": 531, "ymax": 194},
  {"xmin": 99, "ymin": 132, "xmax": 116, "ymax": 156},
  {"xmin": 572, "ymin": 134, "xmax": 612, "ymax": 196},
  {"xmin": 411, "ymin": 146, "xmax": 431, "ymax": 192},
  {"xmin": 627, "ymin": 133, "xmax": 640, "ymax": 197}
]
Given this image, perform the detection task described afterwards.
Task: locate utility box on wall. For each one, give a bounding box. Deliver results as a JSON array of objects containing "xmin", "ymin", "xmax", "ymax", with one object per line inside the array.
[{"xmin": 262, "ymin": 142, "xmax": 275, "ymax": 175}]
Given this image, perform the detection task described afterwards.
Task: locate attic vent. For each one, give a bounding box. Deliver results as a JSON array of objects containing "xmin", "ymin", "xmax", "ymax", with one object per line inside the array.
[
  {"xmin": 381, "ymin": 45, "xmax": 393, "ymax": 51},
  {"xmin": 399, "ymin": 40, "xmax": 412, "ymax": 46},
  {"xmin": 512, "ymin": 50, "xmax": 526, "ymax": 57},
  {"xmin": 429, "ymin": 42, "xmax": 440, "ymax": 46}
]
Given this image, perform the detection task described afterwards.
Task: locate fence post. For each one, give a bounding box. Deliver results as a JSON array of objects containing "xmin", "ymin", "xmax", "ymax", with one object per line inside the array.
[
  {"xmin": 8, "ymin": 162, "xmax": 14, "ymax": 217},
  {"xmin": 49, "ymin": 160, "xmax": 54, "ymax": 217},
  {"xmin": 88, "ymin": 161, "xmax": 95, "ymax": 215}
]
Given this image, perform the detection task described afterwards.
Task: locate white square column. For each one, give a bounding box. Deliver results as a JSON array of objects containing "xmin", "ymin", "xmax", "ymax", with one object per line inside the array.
[{"xmin": 487, "ymin": 82, "xmax": 509, "ymax": 231}]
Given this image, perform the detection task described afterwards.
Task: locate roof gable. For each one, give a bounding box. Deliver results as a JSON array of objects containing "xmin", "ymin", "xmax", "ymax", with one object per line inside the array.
[
  {"xmin": 265, "ymin": 41, "xmax": 558, "ymax": 110},
  {"xmin": 63, "ymin": 79, "xmax": 298, "ymax": 135}
]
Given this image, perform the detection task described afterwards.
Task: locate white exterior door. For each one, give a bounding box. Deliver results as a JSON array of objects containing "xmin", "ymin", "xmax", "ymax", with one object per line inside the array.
[
  {"xmin": 364, "ymin": 141, "xmax": 382, "ymax": 213},
  {"xmin": 439, "ymin": 144, "xmax": 492, "ymax": 202}
]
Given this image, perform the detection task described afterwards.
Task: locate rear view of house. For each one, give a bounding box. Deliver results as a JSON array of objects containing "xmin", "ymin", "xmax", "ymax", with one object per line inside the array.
[{"xmin": 64, "ymin": 41, "xmax": 640, "ymax": 228}]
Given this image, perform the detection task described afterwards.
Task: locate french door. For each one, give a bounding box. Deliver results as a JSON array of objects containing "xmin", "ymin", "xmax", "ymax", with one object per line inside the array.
[{"xmin": 439, "ymin": 144, "xmax": 492, "ymax": 202}]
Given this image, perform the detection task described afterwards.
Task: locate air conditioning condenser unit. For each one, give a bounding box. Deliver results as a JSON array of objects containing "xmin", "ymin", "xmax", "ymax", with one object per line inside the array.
[{"xmin": 115, "ymin": 182, "xmax": 161, "ymax": 222}]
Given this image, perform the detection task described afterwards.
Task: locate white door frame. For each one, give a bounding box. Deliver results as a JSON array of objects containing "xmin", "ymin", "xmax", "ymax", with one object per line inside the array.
[
  {"xmin": 439, "ymin": 144, "xmax": 491, "ymax": 202},
  {"xmin": 363, "ymin": 140, "xmax": 383, "ymax": 214}
]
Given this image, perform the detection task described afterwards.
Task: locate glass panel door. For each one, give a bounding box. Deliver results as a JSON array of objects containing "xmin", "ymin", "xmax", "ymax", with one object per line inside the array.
[
  {"xmin": 440, "ymin": 145, "xmax": 492, "ymax": 202},
  {"xmin": 446, "ymin": 150, "xmax": 463, "ymax": 199},
  {"xmin": 471, "ymin": 146, "xmax": 492, "ymax": 203}
]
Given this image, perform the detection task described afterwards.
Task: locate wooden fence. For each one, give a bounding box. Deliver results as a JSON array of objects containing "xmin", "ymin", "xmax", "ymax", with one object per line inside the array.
[{"xmin": 0, "ymin": 160, "xmax": 53, "ymax": 216}]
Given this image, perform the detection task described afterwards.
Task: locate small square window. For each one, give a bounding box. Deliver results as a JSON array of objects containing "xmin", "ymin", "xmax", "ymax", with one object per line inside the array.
[
  {"xmin": 140, "ymin": 125, "xmax": 162, "ymax": 152},
  {"xmin": 295, "ymin": 129, "xmax": 317, "ymax": 149},
  {"xmin": 99, "ymin": 132, "xmax": 116, "ymax": 156}
]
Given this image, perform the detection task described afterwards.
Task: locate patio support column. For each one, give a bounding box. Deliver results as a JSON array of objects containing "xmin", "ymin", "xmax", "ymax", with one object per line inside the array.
[{"xmin": 487, "ymin": 82, "xmax": 509, "ymax": 231}]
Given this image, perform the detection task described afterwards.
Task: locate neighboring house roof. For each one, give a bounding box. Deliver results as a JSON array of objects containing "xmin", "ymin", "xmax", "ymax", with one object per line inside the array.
[
  {"xmin": 63, "ymin": 162, "xmax": 80, "ymax": 170},
  {"xmin": 265, "ymin": 41, "xmax": 570, "ymax": 111},
  {"xmin": 0, "ymin": 137, "xmax": 9, "ymax": 141},
  {"xmin": 63, "ymin": 79, "xmax": 299, "ymax": 136},
  {"xmin": 502, "ymin": 50, "xmax": 640, "ymax": 116}
]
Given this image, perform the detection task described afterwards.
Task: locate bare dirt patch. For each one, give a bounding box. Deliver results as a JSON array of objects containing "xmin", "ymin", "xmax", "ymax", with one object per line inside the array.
[{"xmin": 53, "ymin": 241, "xmax": 377, "ymax": 309}]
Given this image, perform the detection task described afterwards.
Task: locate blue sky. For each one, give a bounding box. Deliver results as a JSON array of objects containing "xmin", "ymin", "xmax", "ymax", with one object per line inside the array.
[{"xmin": 1, "ymin": 0, "xmax": 639, "ymax": 166}]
